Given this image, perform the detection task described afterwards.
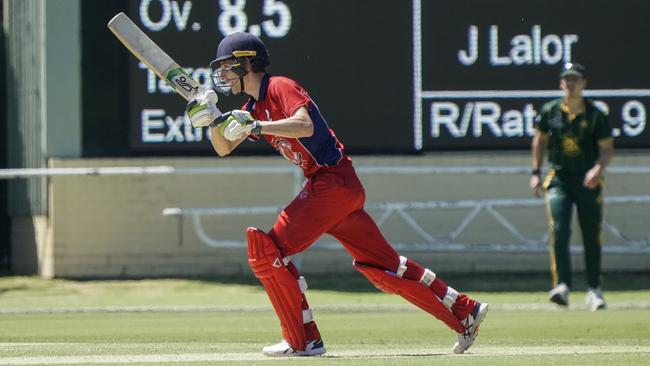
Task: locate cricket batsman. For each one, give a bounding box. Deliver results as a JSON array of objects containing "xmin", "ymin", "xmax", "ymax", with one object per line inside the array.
[{"xmin": 186, "ymin": 32, "xmax": 488, "ymax": 357}]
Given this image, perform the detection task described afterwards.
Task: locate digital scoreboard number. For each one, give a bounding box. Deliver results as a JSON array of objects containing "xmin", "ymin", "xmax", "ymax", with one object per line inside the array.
[
  {"xmin": 123, "ymin": 0, "xmax": 650, "ymax": 153},
  {"xmin": 415, "ymin": 0, "xmax": 650, "ymax": 150},
  {"xmin": 125, "ymin": 0, "xmax": 415, "ymax": 154},
  {"xmin": 127, "ymin": 0, "xmax": 297, "ymax": 153}
]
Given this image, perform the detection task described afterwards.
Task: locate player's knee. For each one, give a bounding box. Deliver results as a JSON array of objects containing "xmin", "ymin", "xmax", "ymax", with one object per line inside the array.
[
  {"xmin": 352, "ymin": 259, "xmax": 396, "ymax": 294},
  {"xmin": 350, "ymin": 256, "xmax": 406, "ymax": 277},
  {"xmin": 247, "ymin": 227, "xmax": 285, "ymax": 278}
]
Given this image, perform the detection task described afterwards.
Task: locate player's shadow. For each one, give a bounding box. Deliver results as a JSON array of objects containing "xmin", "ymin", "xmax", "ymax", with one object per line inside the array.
[{"xmin": 192, "ymin": 271, "xmax": 650, "ymax": 293}]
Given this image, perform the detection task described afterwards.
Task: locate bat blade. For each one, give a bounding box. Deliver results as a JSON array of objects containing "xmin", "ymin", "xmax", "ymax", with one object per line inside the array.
[{"xmin": 107, "ymin": 12, "xmax": 206, "ymax": 101}]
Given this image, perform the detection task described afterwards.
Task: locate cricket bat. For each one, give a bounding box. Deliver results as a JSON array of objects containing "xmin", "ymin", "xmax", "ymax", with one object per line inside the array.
[{"xmin": 107, "ymin": 12, "xmax": 209, "ymax": 102}]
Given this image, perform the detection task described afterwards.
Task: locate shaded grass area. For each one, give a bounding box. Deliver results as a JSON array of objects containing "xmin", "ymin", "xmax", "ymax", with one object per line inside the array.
[
  {"xmin": 298, "ymin": 271, "xmax": 650, "ymax": 292},
  {"xmin": 0, "ymin": 274, "xmax": 649, "ymax": 310}
]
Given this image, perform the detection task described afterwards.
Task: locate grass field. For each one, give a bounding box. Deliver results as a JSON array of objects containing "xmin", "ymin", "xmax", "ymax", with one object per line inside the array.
[{"xmin": 0, "ymin": 275, "xmax": 649, "ymax": 365}]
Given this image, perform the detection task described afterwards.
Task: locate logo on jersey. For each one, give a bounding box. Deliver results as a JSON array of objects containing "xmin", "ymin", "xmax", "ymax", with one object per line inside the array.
[
  {"xmin": 271, "ymin": 137, "xmax": 304, "ymax": 167},
  {"xmin": 297, "ymin": 190, "xmax": 310, "ymax": 200},
  {"xmin": 561, "ymin": 133, "xmax": 581, "ymax": 157}
]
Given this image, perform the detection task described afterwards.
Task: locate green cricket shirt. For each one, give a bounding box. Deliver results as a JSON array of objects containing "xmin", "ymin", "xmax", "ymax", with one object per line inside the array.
[{"xmin": 535, "ymin": 98, "xmax": 613, "ymax": 174}]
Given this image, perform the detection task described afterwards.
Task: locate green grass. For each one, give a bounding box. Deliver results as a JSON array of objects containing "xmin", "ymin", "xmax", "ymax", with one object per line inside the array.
[{"xmin": 0, "ymin": 276, "xmax": 649, "ymax": 365}]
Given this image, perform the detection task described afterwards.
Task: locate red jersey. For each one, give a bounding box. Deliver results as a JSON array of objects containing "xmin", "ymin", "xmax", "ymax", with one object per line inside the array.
[{"xmin": 243, "ymin": 74, "xmax": 345, "ymax": 177}]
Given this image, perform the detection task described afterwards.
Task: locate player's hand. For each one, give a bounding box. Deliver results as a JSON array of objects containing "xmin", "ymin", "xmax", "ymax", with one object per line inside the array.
[
  {"xmin": 186, "ymin": 90, "xmax": 222, "ymax": 128},
  {"xmin": 219, "ymin": 110, "xmax": 261, "ymax": 141},
  {"xmin": 221, "ymin": 118, "xmax": 253, "ymax": 141},
  {"xmin": 530, "ymin": 174, "xmax": 542, "ymax": 197},
  {"xmin": 583, "ymin": 165, "xmax": 603, "ymax": 189}
]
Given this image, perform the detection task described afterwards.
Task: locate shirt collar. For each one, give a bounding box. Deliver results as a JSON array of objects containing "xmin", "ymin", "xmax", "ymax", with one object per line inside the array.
[
  {"xmin": 245, "ymin": 73, "xmax": 271, "ymax": 112},
  {"xmin": 561, "ymin": 99, "xmax": 585, "ymax": 115},
  {"xmin": 257, "ymin": 73, "xmax": 271, "ymax": 102}
]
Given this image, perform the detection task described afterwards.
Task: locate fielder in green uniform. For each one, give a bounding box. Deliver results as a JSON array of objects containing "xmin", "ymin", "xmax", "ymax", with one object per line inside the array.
[{"xmin": 530, "ymin": 62, "xmax": 614, "ymax": 311}]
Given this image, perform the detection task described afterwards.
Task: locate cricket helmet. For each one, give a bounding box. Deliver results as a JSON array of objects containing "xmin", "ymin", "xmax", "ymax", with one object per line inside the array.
[
  {"xmin": 210, "ymin": 32, "xmax": 270, "ymax": 71},
  {"xmin": 210, "ymin": 32, "xmax": 270, "ymax": 95}
]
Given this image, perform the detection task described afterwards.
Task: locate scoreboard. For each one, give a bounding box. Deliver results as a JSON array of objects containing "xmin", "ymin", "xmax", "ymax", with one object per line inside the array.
[
  {"xmin": 123, "ymin": 0, "xmax": 414, "ymax": 153},
  {"xmin": 416, "ymin": 0, "xmax": 650, "ymax": 150},
  {"xmin": 102, "ymin": 0, "xmax": 650, "ymax": 155}
]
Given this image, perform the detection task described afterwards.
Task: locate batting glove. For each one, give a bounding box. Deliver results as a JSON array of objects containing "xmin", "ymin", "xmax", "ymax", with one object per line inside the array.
[
  {"xmin": 219, "ymin": 110, "xmax": 262, "ymax": 141},
  {"xmin": 186, "ymin": 89, "xmax": 222, "ymax": 128}
]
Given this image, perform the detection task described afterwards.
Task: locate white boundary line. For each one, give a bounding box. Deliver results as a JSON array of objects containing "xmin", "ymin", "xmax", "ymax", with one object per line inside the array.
[
  {"xmin": 0, "ymin": 346, "xmax": 648, "ymax": 365},
  {"xmin": 2, "ymin": 301, "xmax": 649, "ymax": 315}
]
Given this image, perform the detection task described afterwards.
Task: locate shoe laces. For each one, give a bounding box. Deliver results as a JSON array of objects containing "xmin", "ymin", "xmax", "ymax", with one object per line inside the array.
[{"xmin": 461, "ymin": 316, "xmax": 473, "ymax": 339}]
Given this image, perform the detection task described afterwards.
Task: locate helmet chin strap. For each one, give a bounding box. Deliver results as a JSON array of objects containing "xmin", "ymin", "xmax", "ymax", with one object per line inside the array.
[
  {"xmin": 237, "ymin": 76, "xmax": 246, "ymax": 96},
  {"xmin": 234, "ymin": 60, "xmax": 251, "ymax": 96}
]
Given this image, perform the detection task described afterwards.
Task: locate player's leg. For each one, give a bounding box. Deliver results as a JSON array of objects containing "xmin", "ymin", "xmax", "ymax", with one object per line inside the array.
[
  {"xmin": 328, "ymin": 209, "xmax": 488, "ymax": 353},
  {"xmin": 247, "ymin": 227, "xmax": 325, "ymax": 356},
  {"xmin": 575, "ymin": 185, "xmax": 606, "ymax": 310},
  {"xmin": 253, "ymin": 169, "xmax": 365, "ymax": 356},
  {"xmin": 545, "ymin": 177, "xmax": 574, "ymax": 305},
  {"xmin": 269, "ymin": 169, "xmax": 365, "ymax": 257},
  {"xmin": 328, "ymin": 209, "xmax": 475, "ymax": 321}
]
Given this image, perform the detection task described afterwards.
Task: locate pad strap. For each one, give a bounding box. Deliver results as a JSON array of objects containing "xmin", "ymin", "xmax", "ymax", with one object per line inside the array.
[
  {"xmin": 419, "ymin": 268, "xmax": 437, "ymax": 287},
  {"xmin": 441, "ymin": 286, "xmax": 459, "ymax": 309},
  {"xmin": 353, "ymin": 260, "xmax": 464, "ymax": 333},
  {"xmin": 302, "ymin": 309, "xmax": 313, "ymax": 323},
  {"xmin": 395, "ymin": 256, "xmax": 408, "ymax": 278},
  {"xmin": 298, "ymin": 276, "xmax": 308, "ymax": 293}
]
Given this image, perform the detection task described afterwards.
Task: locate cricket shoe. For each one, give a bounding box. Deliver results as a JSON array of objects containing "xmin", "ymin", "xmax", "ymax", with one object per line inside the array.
[
  {"xmin": 262, "ymin": 338, "xmax": 326, "ymax": 357},
  {"xmin": 585, "ymin": 287, "xmax": 607, "ymax": 311},
  {"xmin": 452, "ymin": 302, "xmax": 489, "ymax": 354},
  {"xmin": 549, "ymin": 283, "xmax": 569, "ymax": 307}
]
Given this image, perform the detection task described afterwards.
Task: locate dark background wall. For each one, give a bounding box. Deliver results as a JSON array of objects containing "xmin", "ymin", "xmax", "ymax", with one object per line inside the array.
[
  {"xmin": 82, "ymin": 0, "xmax": 650, "ymax": 157},
  {"xmin": 81, "ymin": 0, "xmax": 130, "ymax": 157},
  {"xmin": 418, "ymin": 0, "xmax": 650, "ymax": 150},
  {"xmin": 82, "ymin": 0, "xmax": 413, "ymax": 157}
]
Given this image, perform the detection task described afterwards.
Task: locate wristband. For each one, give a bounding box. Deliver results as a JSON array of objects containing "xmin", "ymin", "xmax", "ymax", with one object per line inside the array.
[
  {"xmin": 251, "ymin": 120, "xmax": 262, "ymax": 136},
  {"xmin": 213, "ymin": 112, "xmax": 231, "ymax": 131},
  {"xmin": 532, "ymin": 168, "xmax": 541, "ymax": 176},
  {"xmin": 248, "ymin": 120, "xmax": 262, "ymax": 142}
]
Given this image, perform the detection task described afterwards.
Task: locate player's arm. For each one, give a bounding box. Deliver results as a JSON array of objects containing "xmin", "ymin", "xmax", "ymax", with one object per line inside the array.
[
  {"xmin": 583, "ymin": 137, "xmax": 614, "ymax": 188},
  {"xmin": 208, "ymin": 105, "xmax": 314, "ymax": 157},
  {"xmin": 221, "ymin": 106, "xmax": 314, "ymax": 142},
  {"xmin": 255, "ymin": 106, "xmax": 314, "ymax": 138},
  {"xmin": 200, "ymin": 105, "xmax": 314, "ymax": 157},
  {"xmin": 209, "ymin": 122, "xmax": 248, "ymax": 157},
  {"xmin": 530, "ymin": 130, "xmax": 549, "ymax": 197},
  {"xmin": 185, "ymin": 92, "xmax": 250, "ymax": 157},
  {"xmin": 583, "ymin": 111, "xmax": 615, "ymax": 188},
  {"xmin": 531, "ymin": 130, "xmax": 549, "ymax": 173},
  {"xmin": 595, "ymin": 137, "xmax": 614, "ymax": 169}
]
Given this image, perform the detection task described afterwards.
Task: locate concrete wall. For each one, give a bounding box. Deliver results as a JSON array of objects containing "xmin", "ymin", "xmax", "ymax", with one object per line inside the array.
[
  {"xmin": 36, "ymin": 152, "xmax": 650, "ymax": 278},
  {"xmin": 5, "ymin": 0, "xmax": 81, "ymax": 276}
]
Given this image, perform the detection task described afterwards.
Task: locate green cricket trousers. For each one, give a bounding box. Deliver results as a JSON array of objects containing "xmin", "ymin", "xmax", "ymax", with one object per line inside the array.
[{"xmin": 543, "ymin": 170, "xmax": 604, "ymax": 289}]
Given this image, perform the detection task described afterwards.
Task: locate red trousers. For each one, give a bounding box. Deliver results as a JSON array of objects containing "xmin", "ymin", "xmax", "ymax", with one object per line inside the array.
[
  {"xmin": 267, "ymin": 157, "xmax": 475, "ymax": 323},
  {"xmin": 269, "ymin": 157, "xmax": 399, "ymax": 269}
]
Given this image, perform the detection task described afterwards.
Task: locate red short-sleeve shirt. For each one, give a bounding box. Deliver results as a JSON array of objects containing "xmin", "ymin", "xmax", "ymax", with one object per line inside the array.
[{"xmin": 243, "ymin": 74, "xmax": 345, "ymax": 177}]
